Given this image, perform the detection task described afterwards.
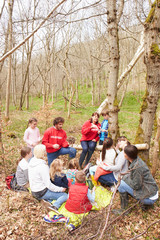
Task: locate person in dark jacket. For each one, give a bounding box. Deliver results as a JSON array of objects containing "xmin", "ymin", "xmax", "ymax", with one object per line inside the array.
[
  {"xmin": 50, "ymin": 159, "xmax": 68, "ymax": 189},
  {"xmin": 118, "ymin": 145, "xmax": 159, "ymax": 211}
]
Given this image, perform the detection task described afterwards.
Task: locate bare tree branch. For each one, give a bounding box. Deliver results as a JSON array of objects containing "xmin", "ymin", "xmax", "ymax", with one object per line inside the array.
[{"xmin": 0, "ymin": 0, "xmax": 67, "ymax": 62}]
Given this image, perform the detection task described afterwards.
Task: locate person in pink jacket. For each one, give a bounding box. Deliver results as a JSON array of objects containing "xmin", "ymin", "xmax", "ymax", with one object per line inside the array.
[
  {"xmin": 79, "ymin": 112, "xmax": 101, "ymax": 168},
  {"xmin": 23, "ymin": 118, "xmax": 41, "ymax": 157},
  {"xmin": 42, "ymin": 117, "xmax": 76, "ymax": 166}
]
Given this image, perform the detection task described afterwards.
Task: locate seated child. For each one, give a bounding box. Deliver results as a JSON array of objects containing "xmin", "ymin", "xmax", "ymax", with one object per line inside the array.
[
  {"xmin": 89, "ymin": 137, "xmax": 116, "ymax": 181},
  {"xmin": 50, "ymin": 159, "xmax": 68, "ymax": 189},
  {"xmin": 99, "ymin": 110, "xmax": 109, "ymax": 145},
  {"xmin": 15, "ymin": 146, "xmax": 32, "ymax": 191},
  {"xmin": 65, "ymin": 170, "xmax": 95, "ymax": 214},
  {"xmin": 66, "ymin": 158, "xmax": 79, "ymax": 184}
]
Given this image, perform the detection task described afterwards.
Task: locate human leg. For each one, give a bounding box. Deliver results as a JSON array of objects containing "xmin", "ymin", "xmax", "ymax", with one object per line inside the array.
[
  {"xmin": 79, "ymin": 141, "xmax": 89, "ymax": 168},
  {"xmin": 47, "ymin": 152, "xmax": 59, "ymax": 166},
  {"xmin": 84, "ymin": 141, "xmax": 97, "ymax": 167},
  {"xmin": 98, "ymin": 173, "xmax": 117, "ymax": 187},
  {"xmin": 41, "ymin": 190, "xmax": 68, "ymax": 208},
  {"xmin": 58, "ymin": 147, "xmax": 76, "ymax": 159}
]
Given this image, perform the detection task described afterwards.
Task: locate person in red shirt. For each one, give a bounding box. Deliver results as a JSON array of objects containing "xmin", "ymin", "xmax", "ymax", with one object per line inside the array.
[
  {"xmin": 79, "ymin": 112, "xmax": 101, "ymax": 168},
  {"xmin": 42, "ymin": 117, "xmax": 76, "ymax": 166}
]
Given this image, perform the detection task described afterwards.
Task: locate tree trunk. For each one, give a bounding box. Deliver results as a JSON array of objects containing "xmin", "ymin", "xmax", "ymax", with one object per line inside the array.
[
  {"xmin": 5, "ymin": 0, "xmax": 14, "ymax": 119},
  {"xmin": 135, "ymin": 2, "xmax": 160, "ymax": 162},
  {"xmin": 106, "ymin": 0, "xmax": 120, "ymax": 141},
  {"xmin": 152, "ymin": 112, "xmax": 160, "ymax": 177}
]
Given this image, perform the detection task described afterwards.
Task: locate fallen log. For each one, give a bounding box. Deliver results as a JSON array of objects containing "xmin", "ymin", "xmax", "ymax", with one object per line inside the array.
[{"xmin": 71, "ymin": 143, "xmax": 149, "ymax": 151}]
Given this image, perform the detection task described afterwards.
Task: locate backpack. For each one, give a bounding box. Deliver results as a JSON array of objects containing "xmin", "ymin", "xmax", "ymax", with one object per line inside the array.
[{"xmin": 5, "ymin": 173, "xmax": 15, "ymax": 189}]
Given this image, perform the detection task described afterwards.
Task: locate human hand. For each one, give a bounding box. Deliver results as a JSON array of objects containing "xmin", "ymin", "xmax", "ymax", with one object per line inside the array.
[
  {"xmin": 53, "ymin": 144, "xmax": 60, "ymax": 149},
  {"xmin": 62, "ymin": 188, "xmax": 66, "ymax": 192},
  {"xmin": 92, "ymin": 139, "xmax": 96, "ymax": 142}
]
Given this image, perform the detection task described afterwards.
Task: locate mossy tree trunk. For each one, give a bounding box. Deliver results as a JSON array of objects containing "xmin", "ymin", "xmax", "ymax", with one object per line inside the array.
[
  {"xmin": 106, "ymin": 0, "xmax": 121, "ymax": 141},
  {"xmin": 135, "ymin": 1, "xmax": 160, "ymax": 163}
]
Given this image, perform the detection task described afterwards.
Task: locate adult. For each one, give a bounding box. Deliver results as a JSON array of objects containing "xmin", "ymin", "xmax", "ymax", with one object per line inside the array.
[
  {"xmin": 28, "ymin": 144, "xmax": 68, "ymax": 211},
  {"xmin": 118, "ymin": 145, "xmax": 159, "ymax": 211},
  {"xmin": 79, "ymin": 112, "xmax": 101, "ymax": 168},
  {"xmin": 98, "ymin": 136, "xmax": 130, "ymax": 186},
  {"xmin": 42, "ymin": 117, "xmax": 76, "ymax": 166}
]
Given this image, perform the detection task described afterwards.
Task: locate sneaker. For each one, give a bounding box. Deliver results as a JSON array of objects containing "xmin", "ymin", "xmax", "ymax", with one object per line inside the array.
[
  {"xmin": 44, "ymin": 214, "xmax": 67, "ymax": 223},
  {"xmin": 48, "ymin": 205, "xmax": 60, "ymax": 214},
  {"xmin": 66, "ymin": 223, "xmax": 76, "ymax": 232},
  {"xmin": 83, "ymin": 163, "xmax": 92, "ymax": 175}
]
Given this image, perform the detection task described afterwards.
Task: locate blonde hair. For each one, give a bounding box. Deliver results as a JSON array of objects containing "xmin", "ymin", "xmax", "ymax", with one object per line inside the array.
[
  {"xmin": 68, "ymin": 158, "xmax": 79, "ymax": 170},
  {"xmin": 75, "ymin": 171, "xmax": 86, "ymax": 183},
  {"xmin": 34, "ymin": 144, "xmax": 46, "ymax": 159},
  {"xmin": 50, "ymin": 159, "xmax": 63, "ymax": 181}
]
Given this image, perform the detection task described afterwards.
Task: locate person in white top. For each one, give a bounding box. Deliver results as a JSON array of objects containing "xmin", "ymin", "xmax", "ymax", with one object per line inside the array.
[
  {"xmin": 28, "ymin": 144, "xmax": 68, "ymax": 210},
  {"xmin": 24, "ymin": 117, "xmax": 41, "ymax": 151},
  {"xmin": 89, "ymin": 137, "xmax": 116, "ymax": 177},
  {"xmin": 98, "ymin": 136, "xmax": 130, "ymax": 187},
  {"xmin": 16, "ymin": 146, "xmax": 32, "ymax": 190}
]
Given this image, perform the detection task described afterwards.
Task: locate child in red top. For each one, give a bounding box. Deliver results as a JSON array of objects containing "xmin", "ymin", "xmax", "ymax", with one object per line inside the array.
[
  {"xmin": 79, "ymin": 112, "xmax": 101, "ymax": 168},
  {"xmin": 65, "ymin": 171, "xmax": 95, "ymax": 214}
]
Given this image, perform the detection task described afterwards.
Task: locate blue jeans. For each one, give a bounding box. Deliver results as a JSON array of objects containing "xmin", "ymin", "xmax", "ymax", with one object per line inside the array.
[
  {"xmin": 41, "ymin": 189, "xmax": 68, "ymax": 209},
  {"xmin": 79, "ymin": 141, "xmax": 97, "ymax": 168},
  {"xmin": 118, "ymin": 180, "xmax": 157, "ymax": 205},
  {"xmin": 47, "ymin": 147, "xmax": 76, "ymax": 166},
  {"xmin": 98, "ymin": 172, "xmax": 117, "ymax": 187}
]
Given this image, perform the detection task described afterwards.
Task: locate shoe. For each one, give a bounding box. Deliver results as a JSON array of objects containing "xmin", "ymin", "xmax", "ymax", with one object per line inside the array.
[
  {"xmin": 44, "ymin": 214, "xmax": 67, "ymax": 223},
  {"xmin": 66, "ymin": 223, "xmax": 76, "ymax": 232},
  {"xmin": 48, "ymin": 205, "xmax": 60, "ymax": 214},
  {"xmin": 83, "ymin": 163, "xmax": 92, "ymax": 175}
]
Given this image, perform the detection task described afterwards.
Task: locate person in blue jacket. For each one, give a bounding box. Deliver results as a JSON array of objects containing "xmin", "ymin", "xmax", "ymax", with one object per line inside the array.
[{"xmin": 99, "ymin": 110, "xmax": 109, "ymax": 145}]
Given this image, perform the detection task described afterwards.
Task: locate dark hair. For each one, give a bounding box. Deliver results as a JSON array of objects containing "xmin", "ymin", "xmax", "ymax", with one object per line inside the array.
[
  {"xmin": 53, "ymin": 117, "xmax": 64, "ymax": 126},
  {"xmin": 21, "ymin": 146, "xmax": 31, "ymax": 158},
  {"xmin": 124, "ymin": 145, "xmax": 138, "ymax": 160},
  {"xmin": 17, "ymin": 146, "xmax": 31, "ymax": 164},
  {"xmin": 117, "ymin": 136, "xmax": 131, "ymax": 146},
  {"xmin": 68, "ymin": 158, "xmax": 79, "ymax": 170},
  {"xmin": 101, "ymin": 110, "xmax": 109, "ymax": 116},
  {"xmin": 27, "ymin": 117, "xmax": 37, "ymax": 128},
  {"xmin": 102, "ymin": 137, "xmax": 113, "ymax": 161},
  {"xmin": 90, "ymin": 112, "xmax": 99, "ymax": 123}
]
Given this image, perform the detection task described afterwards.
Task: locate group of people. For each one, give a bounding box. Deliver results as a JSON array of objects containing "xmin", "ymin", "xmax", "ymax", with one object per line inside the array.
[{"xmin": 13, "ymin": 112, "xmax": 159, "ymax": 229}]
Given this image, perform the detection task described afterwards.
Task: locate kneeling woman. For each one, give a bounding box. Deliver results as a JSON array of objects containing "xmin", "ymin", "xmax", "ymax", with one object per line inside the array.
[
  {"xmin": 28, "ymin": 144, "xmax": 68, "ymax": 211},
  {"xmin": 118, "ymin": 145, "xmax": 159, "ymax": 210}
]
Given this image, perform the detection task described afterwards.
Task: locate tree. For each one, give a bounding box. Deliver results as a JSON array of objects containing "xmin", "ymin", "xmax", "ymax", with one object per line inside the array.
[
  {"xmin": 5, "ymin": 0, "xmax": 14, "ymax": 119},
  {"xmin": 135, "ymin": 1, "xmax": 160, "ymax": 162}
]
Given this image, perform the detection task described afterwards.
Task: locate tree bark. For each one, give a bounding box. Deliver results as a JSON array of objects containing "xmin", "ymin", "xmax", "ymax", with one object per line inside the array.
[
  {"xmin": 5, "ymin": 0, "xmax": 14, "ymax": 119},
  {"xmin": 106, "ymin": 0, "xmax": 120, "ymax": 141},
  {"xmin": 152, "ymin": 112, "xmax": 160, "ymax": 177},
  {"xmin": 135, "ymin": 1, "xmax": 160, "ymax": 162}
]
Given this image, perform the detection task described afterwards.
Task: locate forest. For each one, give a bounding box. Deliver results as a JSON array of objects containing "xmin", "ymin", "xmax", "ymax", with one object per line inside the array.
[{"xmin": 0, "ymin": 0, "xmax": 160, "ymax": 239}]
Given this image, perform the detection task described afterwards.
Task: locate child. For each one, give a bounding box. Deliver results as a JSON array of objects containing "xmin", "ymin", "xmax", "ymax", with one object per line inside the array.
[
  {"xmin": 15, "ymin": 146, "xmax": 32, "ymax": 190},
  {"xmin": 99, "ymin": 110, "xmax": 109, "ymax": 145},
  {"xmin": 65, "ymin": 171, "xmax": 95, "ymax": 214},
  {"xmin": 89, "ymin": 137, "xmax": 116, "ymax": 181},
  {"xmin": 23, "ymin": 118, "xmax": 41, "ymax": 152},
  {"xmin": 50, "ymin": 159, "xmax": 68, "ymax": 189},
  {"xmin": 66, "ymin": 158, "xmax": 79, "ymax": 184}
]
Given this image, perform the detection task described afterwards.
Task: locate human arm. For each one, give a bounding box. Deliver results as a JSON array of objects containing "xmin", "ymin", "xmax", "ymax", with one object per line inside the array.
[
  {"xmin": 61, "ymin": 131, "xmax": 69, "ymax": 148},
  {"xmin": 81, "ymin": 121, "xmax": 92, "ymax": 135},
  {"xmin": 101, "ymin": 151, "xmax": 125, "ymax": 172},
  {"xmin": 40, "ymin": 165, "xmax": 65, "ymax": 192},
  {"xmin": 23, "ymin": 129, "xmax": 33, "ymax": 146}
]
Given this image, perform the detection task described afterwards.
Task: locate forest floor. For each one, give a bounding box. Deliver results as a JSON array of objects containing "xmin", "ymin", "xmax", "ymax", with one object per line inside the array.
[
  {"xmin": 0, "ymin": 152, "xmax": 160, "ymax": 240},
  {"xmin": 0, "ymin": 99, "xmax": 160, "ymax": 239}
]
